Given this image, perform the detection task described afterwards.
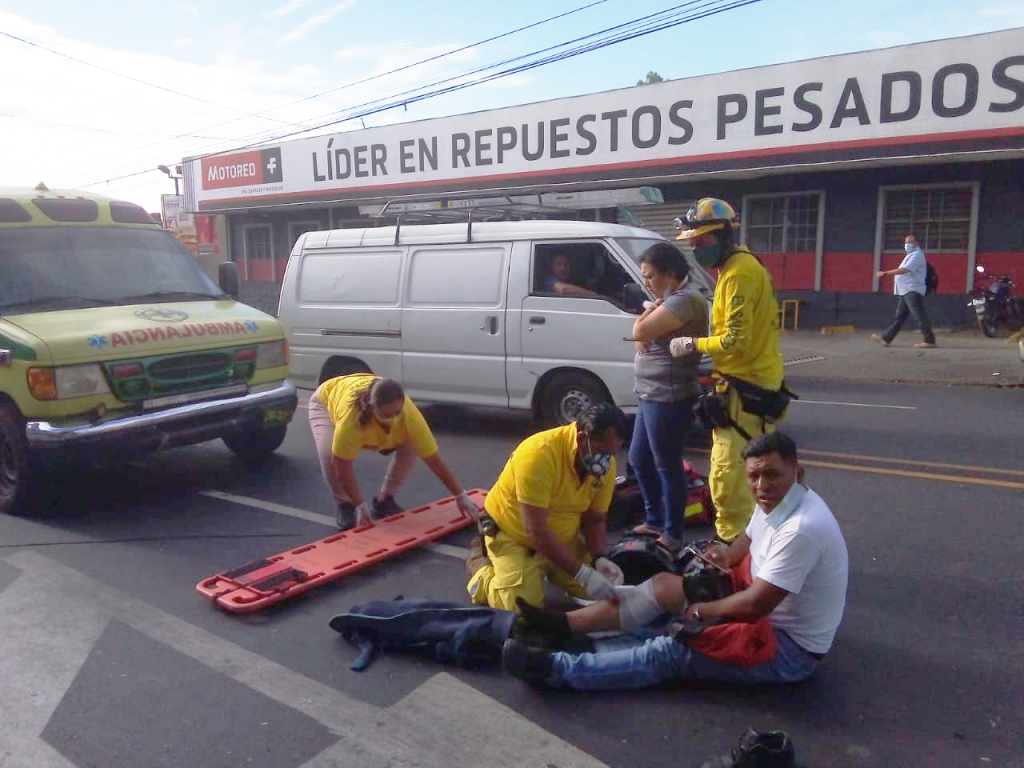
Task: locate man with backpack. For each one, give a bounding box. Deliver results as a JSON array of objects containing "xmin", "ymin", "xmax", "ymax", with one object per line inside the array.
[{"xmin": 873, "ymin": 234, "xmax": 937, "ymax": 348}]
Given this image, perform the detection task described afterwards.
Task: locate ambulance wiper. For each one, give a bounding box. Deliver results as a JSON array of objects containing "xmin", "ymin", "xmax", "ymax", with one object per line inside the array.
[
  {"xmin": 0, "ymin": 295, "xmax": 120, "ymax": 312},
  {"xmin": 120, "ymin": 290, "xmax": 227, "ymax": 302}
]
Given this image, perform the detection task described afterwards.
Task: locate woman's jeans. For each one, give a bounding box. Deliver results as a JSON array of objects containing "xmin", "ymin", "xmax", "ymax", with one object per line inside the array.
[
  {"xmin": 628, "ymin": 397, "xmax": 696, "ymax": 541},
  {"xmin": 547, "ymin": 628, "xmax": 819, "ymax": 690}
]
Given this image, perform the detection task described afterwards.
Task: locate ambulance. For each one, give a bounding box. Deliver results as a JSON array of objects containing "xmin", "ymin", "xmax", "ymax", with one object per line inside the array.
[{"xmin": 0, "ymin": 185, "xmax": 297, "ymax": 515}]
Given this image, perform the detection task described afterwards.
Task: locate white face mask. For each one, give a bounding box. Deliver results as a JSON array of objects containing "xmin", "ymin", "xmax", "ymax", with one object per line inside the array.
[{"xmin": 904, "ymin": 243, "xmax": 915, "ymax": 253}]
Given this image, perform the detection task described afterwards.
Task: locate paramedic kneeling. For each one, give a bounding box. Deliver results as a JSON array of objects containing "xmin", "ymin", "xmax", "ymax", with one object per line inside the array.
[
  {"xmin": 466, "ymin": 403, "xmax": 629, "ymax": 611},
  {"xmin": 503, "ymin": 432, "xmax": 849, "ymax": 690}
]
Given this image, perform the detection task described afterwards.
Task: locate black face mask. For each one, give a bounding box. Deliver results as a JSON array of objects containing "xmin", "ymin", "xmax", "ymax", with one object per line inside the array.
[{"xmin": 693, "ymin": 242, "xmax": 721, "ymax": 269}]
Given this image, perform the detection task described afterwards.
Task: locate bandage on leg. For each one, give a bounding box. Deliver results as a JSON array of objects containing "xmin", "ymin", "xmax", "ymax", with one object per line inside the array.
[{"xmin": 616, "ymin": 579, "xmax": 671, "ymax": 630}]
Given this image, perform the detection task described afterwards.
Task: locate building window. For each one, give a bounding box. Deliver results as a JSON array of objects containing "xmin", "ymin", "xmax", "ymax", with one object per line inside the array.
[
  {"xmin": 288, "ymin": 221, "xmax": 321, "ymax": 249},
  {"xmin": 242, "ymin": 224, "xmax": 273, "ymax": 281},
  {"xmin": 882, "ymin": 187, "xmax": 972, "ymax": 251},
  {"xmin": 746, "ymin": 194, "xmax": 819, "ymax": 253}
]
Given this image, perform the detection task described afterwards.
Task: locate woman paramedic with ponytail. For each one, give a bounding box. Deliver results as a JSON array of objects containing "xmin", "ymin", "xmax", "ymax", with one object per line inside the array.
[{"xmin": 308, "ymin": 374, "xmax": 480, "ymax": 530}]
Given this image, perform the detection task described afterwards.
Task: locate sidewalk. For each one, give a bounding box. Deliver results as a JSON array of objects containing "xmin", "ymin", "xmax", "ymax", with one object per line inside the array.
[{"xmin": 778, "ymin": 328, "xmax": 1024, "ymax": 387}]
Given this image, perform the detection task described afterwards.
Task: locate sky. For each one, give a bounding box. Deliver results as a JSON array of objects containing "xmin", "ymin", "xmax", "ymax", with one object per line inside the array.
[{"xmin": 2, "ymin": 0, "xmax": 1023, "ymax": 215}]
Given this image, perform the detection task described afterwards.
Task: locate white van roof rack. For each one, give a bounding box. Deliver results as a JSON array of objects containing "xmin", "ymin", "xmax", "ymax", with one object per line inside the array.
[{"xmin": 374, "ymin": 196, "xmax": 573, "ymax": 245}]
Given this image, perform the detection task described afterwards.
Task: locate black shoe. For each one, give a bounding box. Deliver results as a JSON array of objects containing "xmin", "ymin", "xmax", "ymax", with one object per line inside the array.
[
  {"xmin": 502, "ymin": 638, "xmax": 554, "ymax": 685},
  {"xmin": 336, "ymin": 502, "xmax": 357, "ymax": 531},
  {"xmin": 513, "ymin": 597, "xmax": 573, "ymax": 646},
  {"xmin": 372, "ymin": 495, "xmax": 403, "ymax": 519},
  {"xmin": 700, "ymin": 728, "xmax": 796, "ymax": 768}
]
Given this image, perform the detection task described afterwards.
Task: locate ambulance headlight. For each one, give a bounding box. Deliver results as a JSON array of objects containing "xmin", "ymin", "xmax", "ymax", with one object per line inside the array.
[
  {"xmin": 28, "ymin": 364, "xmax": 111, "ymax": 400},
  {"xmin": 255, "ymin": 340, "xmax": 288, "ymax": 369}
]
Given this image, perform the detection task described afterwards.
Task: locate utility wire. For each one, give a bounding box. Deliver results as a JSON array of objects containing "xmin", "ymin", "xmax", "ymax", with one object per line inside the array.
[
  {"xmin": 70, "ymin": 0, "xmax": 763, "ymax": 191},
  {"xmin": 12, "ymin": 0, "xmax": 609, "ymax": 189},
  {"xmin": 0, "ymin": 30, "xmax": 314, "ymax": 131}
]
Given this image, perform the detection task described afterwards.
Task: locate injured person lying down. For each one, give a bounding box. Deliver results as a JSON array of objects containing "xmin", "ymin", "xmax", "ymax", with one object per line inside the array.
[{"xmin": 331, "ymin": 433, "xmax": 848, "ymax": 692}]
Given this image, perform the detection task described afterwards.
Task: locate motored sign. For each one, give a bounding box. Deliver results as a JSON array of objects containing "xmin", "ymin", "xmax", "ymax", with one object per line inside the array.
[{"xmin": 201, "ymin": 148, "xmax": 283, "ymax": 190}]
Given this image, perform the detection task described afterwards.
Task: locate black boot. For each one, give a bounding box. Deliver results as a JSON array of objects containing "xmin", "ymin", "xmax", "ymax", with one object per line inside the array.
[
  {"xmin": 372, "ymin": 495, "xmax": 403, "ymax": 519},
  {"xmin": 502, "ymin": 638, "xmax": 554, "ymax": 685},
  {"xmin": 336, "ymin": 501, "xmax": 357, "ymax": 531},
  {"xmin": 700, "ymin": 727, "xmax": 796, "ymax": 768}
]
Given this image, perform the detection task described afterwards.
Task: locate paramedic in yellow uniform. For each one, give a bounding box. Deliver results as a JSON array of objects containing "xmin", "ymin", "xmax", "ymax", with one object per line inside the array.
[
  {"xmin": 668, "ymin": 198, "xmax": 787, "ymax": 543},
  {"xmin": 466, "ymin": 403, "xmax": 628, "ymax": 610},
  {"xmin": 308, "ymin": 374, "xmax": 480, "ymax": 530}
]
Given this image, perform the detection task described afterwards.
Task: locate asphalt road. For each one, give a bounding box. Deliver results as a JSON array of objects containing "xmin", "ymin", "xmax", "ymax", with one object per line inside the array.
[{"xmin": 1, "ymin": 379, "xmax": 1022, "ymax": 768}]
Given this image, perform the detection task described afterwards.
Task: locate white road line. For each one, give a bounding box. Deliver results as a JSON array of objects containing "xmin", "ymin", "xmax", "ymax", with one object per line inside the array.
[
  {"xmin": 792, "ymin": 399, "xmax": 917, "ymax": 410},
  {"xmin": 3, "ymin": 551, "xmax": 605, "ymax": 768},
  {"xmin": 200, "ymin": 490, "xmax": 470, "ymax": 560},
  {"xmin": 784, "ymin": 355, "xmax": 827, "ymax": 366}
]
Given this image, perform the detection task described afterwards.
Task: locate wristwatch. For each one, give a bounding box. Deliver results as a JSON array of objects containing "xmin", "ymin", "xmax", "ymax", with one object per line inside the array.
[
  {"xmin": 692, "ymin": 606, "xmax": 703, "ymax": 622},
  {"xmin": 681, "ymin": 337, "xmax": 695, "ymax": 354}
]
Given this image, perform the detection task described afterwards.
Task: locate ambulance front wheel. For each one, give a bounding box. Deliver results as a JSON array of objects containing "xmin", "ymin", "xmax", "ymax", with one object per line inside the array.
[
  {"xmin": 223, "ymin": 426, "xmax": 288, "ymax": 461},
  {"xmin": 0, "ymin": 403, "xmax": 31, "ymax": 516}
]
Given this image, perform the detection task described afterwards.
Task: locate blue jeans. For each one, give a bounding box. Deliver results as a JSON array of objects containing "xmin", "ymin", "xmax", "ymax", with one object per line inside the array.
[
  {"xmin": 628, "ymin": 397, "xmax": 696, "ymax": 541},
  {"xmin": 547, "ymin": 628, "xmax": 819, "ymax": 690},
  {"xmin": 882, "ymin": 291, "xmax": 935, "ymax": 344}
]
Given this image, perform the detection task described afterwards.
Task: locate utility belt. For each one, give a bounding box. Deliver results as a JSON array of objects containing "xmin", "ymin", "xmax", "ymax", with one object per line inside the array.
[{"xmin": 695, "ymin": 375, "xmax": 797, "ymax": 440}]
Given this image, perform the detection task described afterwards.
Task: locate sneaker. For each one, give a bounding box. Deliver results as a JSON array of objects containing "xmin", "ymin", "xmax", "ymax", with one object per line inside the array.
[
  {"xmin": 502, "ymin": 638, "xmax": 554, "ymax": 685},
  {"xmin": 335, "ymin": 502, "xmax": 357, "ymax": 531},
  {"xmin": 870, "ymin": 333, "xmax": 890, "ymax": 347},
  {"xmin": 914, "ymin": 341, "xmax": 936, "ymax": 348},
  {"xmin": 700, "ymin": 727, "xmax": 796, "ymax": 768},
  {"xmin": 464, "ymin": 534, "xmax": 491, "ymax": 578},
  {"xmin": 372, "ymin": 495, "xmax": 403, "ymax": 519}
]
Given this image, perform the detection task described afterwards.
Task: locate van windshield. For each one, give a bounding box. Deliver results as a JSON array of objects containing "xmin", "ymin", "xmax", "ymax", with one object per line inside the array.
[
  {"xmin": 613, "ymin": 236, "xmax": 716, "ymax": 296},
  {"xmin": 0, "ymin": 226, "xmax": 223, "ymax": 315}
]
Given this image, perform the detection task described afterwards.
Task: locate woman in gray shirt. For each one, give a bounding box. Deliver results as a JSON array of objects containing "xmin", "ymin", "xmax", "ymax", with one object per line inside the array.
[{"xmin": 628, "ymin": 242, "xmax": 709, "ymax": 551}]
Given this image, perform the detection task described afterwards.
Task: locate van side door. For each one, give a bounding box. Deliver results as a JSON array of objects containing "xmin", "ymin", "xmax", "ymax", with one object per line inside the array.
[
  {"xmin": 400, "ymin": 243, "xmax": 510, "ymax": 407},
  {"xmin": 512, "ymin": 239, "xmax": 642, "ymax": 413}
]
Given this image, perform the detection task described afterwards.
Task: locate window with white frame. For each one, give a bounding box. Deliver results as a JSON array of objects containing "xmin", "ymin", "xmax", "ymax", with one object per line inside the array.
[
  {"xmin": 746, "ymin": 193, "xmax": 820, "ymax": 253},
  {"xmin": 244, "ymin": 224, "xmax": 271, "ymax": 260},
  {"xmin": 288, "ymin": 220, "xmax": 321, "ymax": 249},
  {"xmin": 882, "ymin": 186, "xmax": 972, "ymax": 251}
]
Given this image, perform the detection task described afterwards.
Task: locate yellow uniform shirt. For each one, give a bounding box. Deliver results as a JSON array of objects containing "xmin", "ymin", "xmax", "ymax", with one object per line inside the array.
[
  {"xmin": 696, "ymin": 247, "xmax": 785, "ymax": 390},
  {"xmin": 316, "ymin": 374, "xmax": 439, "ymax": 461},
  {"xmin": 484, "ymin": 422, "xmax": 617, "ymax": 549}
]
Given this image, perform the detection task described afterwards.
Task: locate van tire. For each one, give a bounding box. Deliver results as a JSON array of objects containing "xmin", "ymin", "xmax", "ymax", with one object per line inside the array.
[
  {"xmin": 0, "ymin": 404, "xmax": 31, "ymax": 516},
  {"xmin": 222, "ymin": 426, "xmax": 288, "ymax": 461},
  {"xmin": 539, "ymin": 372, "xmax": 611, "ymax": 426},
  {"xmin": 319, "ymin": 357, "xmax": 372, "ymax": 384}
]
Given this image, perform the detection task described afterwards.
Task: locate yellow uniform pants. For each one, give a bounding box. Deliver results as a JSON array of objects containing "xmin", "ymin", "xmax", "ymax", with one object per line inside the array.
[
  {"xmin": 467, "ymin": 531, "xmax": 591, "ymax": 610},
  {"xmin": 709, "ymin": 388, "xmax": 785, "ymax": 542}
]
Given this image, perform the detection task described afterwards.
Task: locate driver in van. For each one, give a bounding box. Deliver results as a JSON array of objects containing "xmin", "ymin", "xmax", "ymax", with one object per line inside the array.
[
  {"xmin": 308, "ymin": 374, "xmax": 480, "ymax": 530},
  {"xmin": 541, "ymin": 252, "xmax": 599, "ymax": 298}
]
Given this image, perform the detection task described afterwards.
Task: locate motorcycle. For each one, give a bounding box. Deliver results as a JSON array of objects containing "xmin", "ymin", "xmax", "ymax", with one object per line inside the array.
[{"xmin": 970, "ymin": 265, "xmax": 1022, "ymax": 338}]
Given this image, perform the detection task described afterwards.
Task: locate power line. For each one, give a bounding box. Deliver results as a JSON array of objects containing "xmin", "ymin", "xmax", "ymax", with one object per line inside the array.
[
  {"xmin": 0, "ymin": 30, "xmax": 314, "ymax": 131},
  {"xmin": 71, "ymin": 0, "xmax": 764, "ymax": 191},
  {"xmin": 14, "ymin": 0, "xmax": 610, "ymax": 189}
]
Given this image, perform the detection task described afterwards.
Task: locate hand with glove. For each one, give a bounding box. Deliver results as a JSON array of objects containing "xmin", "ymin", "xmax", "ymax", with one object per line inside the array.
[
  {"xmin": 354, "ymin": 501, "xmax": 373, "ymax": 527},
  {"xmin": 668, "ymin": 336, "xmax": 697, "ymax": 357},
  {"xmin": 575, "ymin": 562, "xmax": 617, "ymax": 600},
  {"xmin": 594, "ymin": 556, "xmax": 624, "ymax": 587},
  {"xmin": 455, "ymin": 491, "xmax": 481, "ymax": 521}
]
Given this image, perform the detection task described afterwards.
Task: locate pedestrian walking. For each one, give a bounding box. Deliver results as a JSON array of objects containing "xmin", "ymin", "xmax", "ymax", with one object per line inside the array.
[{"xmin": 873, "ymin": 234, "xmax": 936, "ymax": 348}]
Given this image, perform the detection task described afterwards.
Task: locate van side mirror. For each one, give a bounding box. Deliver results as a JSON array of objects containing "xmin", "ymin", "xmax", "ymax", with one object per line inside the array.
[
  {"xmin": 218, "ymin": 261, "xmax": 239, "ymax": 298},
  {"xmin": 623, "ymin": 283, "xmax": 646, "ymax": 313}
]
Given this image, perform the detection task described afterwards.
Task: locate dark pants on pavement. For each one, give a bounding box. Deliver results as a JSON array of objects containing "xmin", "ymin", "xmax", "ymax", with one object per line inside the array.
[
  {"xmin": 882, "ymin": 291, "xmax": 935, "ymax": 344},
  {"xmin": 628, "ymin": 397, "xmax": 696, "ymax": 542}
]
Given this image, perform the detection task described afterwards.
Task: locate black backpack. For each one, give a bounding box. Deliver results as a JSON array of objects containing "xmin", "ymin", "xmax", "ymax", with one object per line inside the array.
[{"xmin": 925, "ymin": 263, "xmax": 939, "ymax": 295}]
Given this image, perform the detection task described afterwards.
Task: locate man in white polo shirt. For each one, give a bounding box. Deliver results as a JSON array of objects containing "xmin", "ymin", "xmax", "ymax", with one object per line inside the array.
[{"xmin": 502, "ymin": 431, "xmax": 849, "ymax": 689}]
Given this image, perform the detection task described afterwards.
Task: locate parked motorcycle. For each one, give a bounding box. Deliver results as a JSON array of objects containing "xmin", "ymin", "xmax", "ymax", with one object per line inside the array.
[{"xmin": 970, "ymin": 265, "xmax": 1022, "ymax": 337}]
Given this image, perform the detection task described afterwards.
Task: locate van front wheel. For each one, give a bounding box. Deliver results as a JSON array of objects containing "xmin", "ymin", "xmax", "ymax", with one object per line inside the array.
[
  {"xmin": 0, "ymin": 404, "xmax": 31, "ymax": 515},
  {"xmin": 223, "ymin": 426, "xmax": 288, "ymax": 461},
  {"xmin": 540, "ymin": 372, "xmax": 611, "ymax": 426}
]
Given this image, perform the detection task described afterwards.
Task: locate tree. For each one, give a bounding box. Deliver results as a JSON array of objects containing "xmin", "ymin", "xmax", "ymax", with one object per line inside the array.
[{"xmin": 636, "ymin": 71, "xmax": 665, "ymax": 86}]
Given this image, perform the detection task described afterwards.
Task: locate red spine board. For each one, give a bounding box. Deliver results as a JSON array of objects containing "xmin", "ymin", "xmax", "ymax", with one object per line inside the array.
[{"xmin": 196, "ymin": 489, "xmax": 484, "ymax": 613}]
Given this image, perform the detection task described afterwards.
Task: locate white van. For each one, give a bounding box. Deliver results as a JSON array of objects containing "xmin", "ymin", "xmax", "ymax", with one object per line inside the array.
[{"xmin": 278, "ymin": 218, "xmax": 712, "ymax": 423}]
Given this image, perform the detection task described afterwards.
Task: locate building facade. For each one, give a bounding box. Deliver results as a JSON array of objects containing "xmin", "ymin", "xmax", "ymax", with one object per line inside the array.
[{"xmin": 182, "ymin": 28, "xmax": 1024, "ymax": 328}]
